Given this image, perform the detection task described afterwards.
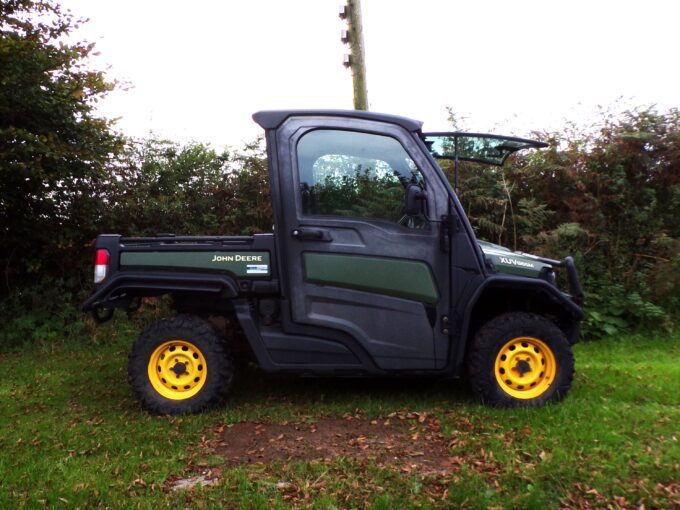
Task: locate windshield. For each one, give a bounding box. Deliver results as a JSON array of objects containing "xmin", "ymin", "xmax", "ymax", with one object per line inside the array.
[{"xmin": 423, "ymin": 132, "xmax": 547, "ymax": 167}]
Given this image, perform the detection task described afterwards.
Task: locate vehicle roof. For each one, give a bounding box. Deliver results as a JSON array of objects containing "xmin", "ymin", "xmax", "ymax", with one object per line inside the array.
[{"xmin": 252, "ymin": 109, "xmax": 423, "ymax": 132}]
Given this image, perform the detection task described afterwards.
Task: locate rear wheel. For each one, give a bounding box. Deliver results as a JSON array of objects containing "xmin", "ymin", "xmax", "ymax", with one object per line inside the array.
[
  {"xmin": 466, "ymin": 312, "xmax": 574, "ymax": 407},
  {"xmin": 128, "ymin": 315, "xmax": 234, "ymax": 414}
]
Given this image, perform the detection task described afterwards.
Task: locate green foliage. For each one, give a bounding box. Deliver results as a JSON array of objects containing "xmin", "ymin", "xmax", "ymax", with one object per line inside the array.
[
  {"xmin": 585, "ymin": 284, "xmax": 664, "ymax": 338},
  {"xmin": 0, "ymin": 278, "xmax": 87, "ymax": 347},
  {"xmin": 447, "ymin": 106, "xmax": 680, "ymax": 337},
  {"xmin": 99, "ymin": 138, "xmax": 271, "ymax": 237},
  {"xmin": 0, "ymin": 0, "xmax": 123, "ymax": 294}
]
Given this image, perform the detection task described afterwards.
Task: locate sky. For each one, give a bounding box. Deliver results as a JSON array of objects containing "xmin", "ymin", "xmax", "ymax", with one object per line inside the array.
[{"xmin": 62, "ymin": 0, "xmax": 680, "ymax": 149}]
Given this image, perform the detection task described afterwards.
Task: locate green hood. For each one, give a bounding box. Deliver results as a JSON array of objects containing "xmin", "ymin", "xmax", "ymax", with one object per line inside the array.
[{"xmin": 478, "ymin": 241, "xmax": 553, "ymax": 278}]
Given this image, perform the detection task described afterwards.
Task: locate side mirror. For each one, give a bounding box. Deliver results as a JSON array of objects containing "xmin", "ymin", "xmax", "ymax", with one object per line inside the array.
[{"xmin": 404, "ymin": 183, "xmax": 427, "ymax": 216}]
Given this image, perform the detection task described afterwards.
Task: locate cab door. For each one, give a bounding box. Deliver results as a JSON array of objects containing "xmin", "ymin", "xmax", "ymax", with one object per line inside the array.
[{"xmin": 273, "ymin": 116, "xmax": 451, "ymax": 370}]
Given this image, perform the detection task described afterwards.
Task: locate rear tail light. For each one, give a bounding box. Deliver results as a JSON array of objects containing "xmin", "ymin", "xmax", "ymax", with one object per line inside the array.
[{"xmin": 94, "ymin": 249, "xmax": 109, "ymax": 283}]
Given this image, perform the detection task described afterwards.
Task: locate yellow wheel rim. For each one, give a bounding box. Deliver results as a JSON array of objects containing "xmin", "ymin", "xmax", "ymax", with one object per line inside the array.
[
  {"xmin": 494, "ymin": 336, "xmax": 557, "ymax": 399},
  {"xmin": 147, "ymin": 340, "xmax": 207, "ymax": 400}
]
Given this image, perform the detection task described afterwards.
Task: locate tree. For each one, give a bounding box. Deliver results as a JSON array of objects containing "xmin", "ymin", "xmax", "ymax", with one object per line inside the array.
[
  {"xmin": 0, "ymin": 0, "xmax": 123, "ymax": 293},
  {"xmin": 101, "ymin": 137, "xmax": 272, "ymax": 238},
  {"xmin": 443, "ymin": 106, "xmax": 679, "ymax": 336}
]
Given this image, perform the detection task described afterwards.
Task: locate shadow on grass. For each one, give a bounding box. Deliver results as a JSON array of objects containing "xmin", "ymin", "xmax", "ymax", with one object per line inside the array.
[{"xmin": 221, "ymin": 364, "xmax": 477, "ymax": 417}]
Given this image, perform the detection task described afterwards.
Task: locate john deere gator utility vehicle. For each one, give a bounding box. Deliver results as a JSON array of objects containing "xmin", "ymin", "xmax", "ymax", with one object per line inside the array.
[{"xmin": 83, "ymin": 110, "xmax": 584, "ymax": 414}]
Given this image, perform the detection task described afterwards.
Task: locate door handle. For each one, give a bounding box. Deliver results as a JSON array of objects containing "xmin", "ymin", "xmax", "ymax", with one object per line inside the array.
[{"xmin": 291, "ymin": 228, "xmax": 332, "ymax": 242}]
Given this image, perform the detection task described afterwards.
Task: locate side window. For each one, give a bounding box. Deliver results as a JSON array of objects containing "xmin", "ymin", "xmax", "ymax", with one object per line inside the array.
[{"xmin": 297, "ymin": 129, "xmax": 428, "ymax": 228}]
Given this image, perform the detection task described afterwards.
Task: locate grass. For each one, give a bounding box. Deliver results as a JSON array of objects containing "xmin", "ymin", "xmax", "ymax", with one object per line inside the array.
[{"xmin": 0, "ymin": 317, "xmax": 678, "ymax": 509}]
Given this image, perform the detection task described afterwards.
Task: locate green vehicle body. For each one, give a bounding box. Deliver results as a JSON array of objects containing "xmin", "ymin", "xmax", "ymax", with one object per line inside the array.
[
  {"xmin": 118, "ymin": 244, "xmax": 548, "ymax": 287},
  {"xmin": 120, "ymin": 251, "xmax": 273, "ymax": 278},
  {"xmin": 478, "ymin": 241, "xmax": 553, "ymax": 278}
]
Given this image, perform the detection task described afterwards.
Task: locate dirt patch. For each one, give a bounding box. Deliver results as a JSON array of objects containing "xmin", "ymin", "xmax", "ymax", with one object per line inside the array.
[{"xmin": 205, "ymin": 413, "xmax": 469, "ymax": 477}]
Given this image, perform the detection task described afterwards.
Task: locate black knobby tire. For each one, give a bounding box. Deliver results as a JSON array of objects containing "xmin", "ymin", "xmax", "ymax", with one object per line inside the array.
[
  {"xmin": 466, "ymin": 312, "xmax": 574, "ymax": 407},
  {"xmin": 128, "ymin": 315, "xmax": 234, "ymax": 415}
]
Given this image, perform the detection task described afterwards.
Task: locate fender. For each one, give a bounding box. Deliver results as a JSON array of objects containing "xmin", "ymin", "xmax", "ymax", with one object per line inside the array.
[
  {"xmin": 452, "ymin": 274, "xmax": 584, "ymax": 375},
  {"xmin": 81, "ymin": 271, "xmax": 240, "ymax": 313}
]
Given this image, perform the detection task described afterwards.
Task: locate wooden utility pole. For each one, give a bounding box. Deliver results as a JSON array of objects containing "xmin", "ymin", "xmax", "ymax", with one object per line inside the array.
[{"xmin": 340, "ymin": 0, "xmax": 368, "ymax": 110}]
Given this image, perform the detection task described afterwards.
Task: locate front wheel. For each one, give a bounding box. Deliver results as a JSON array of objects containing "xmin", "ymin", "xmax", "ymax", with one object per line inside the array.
[
  {"xmin": 466, "ymin": 312, "xmax": 574, "ymax": 407},
  {"xmin": 128, "ymin": 315, "xmax": 234, "ymax": 414}
]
